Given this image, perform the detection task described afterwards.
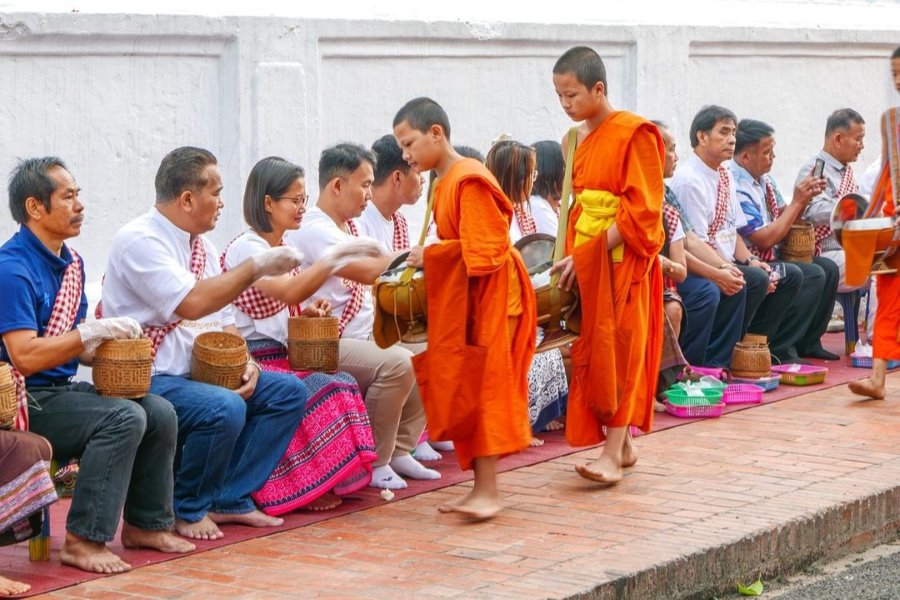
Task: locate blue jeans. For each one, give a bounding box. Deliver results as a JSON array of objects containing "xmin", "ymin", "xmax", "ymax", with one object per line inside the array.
[
  {"xmin": 150, "ymin": 371, "xmax": 308, "ymax": 522},
  {"xmin": 678, "ymin": 275, "xmax": 747, "ymax": 368},
  {"xmin": 28, "ymin": 382, "xmax": 177, "ymax": 542}
]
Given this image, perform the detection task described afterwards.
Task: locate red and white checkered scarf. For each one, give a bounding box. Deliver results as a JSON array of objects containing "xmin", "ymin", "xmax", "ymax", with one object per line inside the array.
[
  {"xmin": 95, "ymin": 237, "xmax": 206, "ymax": 356},
  {"xmin": 813, "ymin": 164, "xmax": 857, "ymax": 255},
  {"xmin": 339, "ymin": 220, "xmax": 367, "ymax": 336},
  {"xmin": 392, "ymin": 212, "xmax": 410, "ymax": 252},
  {"xmin": 706, "ymin": 166, "xmax": 731, "ymax": 250},
  {"xmin": 661, "ymin": 203, "xmax": 681, "ymax": 291},
  {"xmin": 220, "ymin": 233, "xmax": 301, "ymax": 320},
  {"xmin": 12, "ymin": 249, "xmax": 83, "ymax": 431},
  {"xmin": 750, "ymin": 178, "xmax": 783, "ymax": 262},
  {"xmin": 514, "ymin": 203, "xmax": 537, "ymax": 238}
]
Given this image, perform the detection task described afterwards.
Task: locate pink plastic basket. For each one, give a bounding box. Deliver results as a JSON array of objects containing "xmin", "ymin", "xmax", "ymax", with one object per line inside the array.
[
  {"xmin": 732, "ymin": 374, "xmax": 781, "ymax": 392},
  {"xmin": 721, "ymin": 383, "xmax": 764, "ymax": 405},
  {"xmin": 663, "ymin": 399, "xmax": 725, "ymax": 419},
  {"xmin": 770, "ymin": 364, "xmax": 828, "ymax": 386}
]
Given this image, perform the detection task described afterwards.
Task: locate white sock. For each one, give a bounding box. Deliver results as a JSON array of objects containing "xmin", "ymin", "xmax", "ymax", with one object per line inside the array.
[
  {"xmin": 369, "ymin": 464, "xmax": 408, "ymax": 490},
  {"xmin": 389, "ymin": 454, "xmax": 442, "ymax": 480},
  {"xmin": 429, "ymin": 440, "xmax": 454, "ymax": 452},
  {"xmin": 413, "ymin": 441, "xmax": 442, "ymax": 462}
]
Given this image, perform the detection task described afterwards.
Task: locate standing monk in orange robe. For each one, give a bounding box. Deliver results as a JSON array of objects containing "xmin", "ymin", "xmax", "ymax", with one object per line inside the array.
[
  {"xmin": 849, "ymin": 46, "xmax": 900, "ymax": 400},
  {"xmin": 393, "ymin": 97, "xmax": 537, "ymax": 520},
  {"xmin": 550, "ymin": 46, "xmax": 666, "ymax": 484}
]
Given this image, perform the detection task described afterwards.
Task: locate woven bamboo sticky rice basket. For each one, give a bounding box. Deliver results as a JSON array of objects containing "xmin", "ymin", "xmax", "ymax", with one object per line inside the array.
[
  {"xmin": 780, "ymin": 221, "xmax": 815, "ymax": 263},
  {"xmin": 92, "ymin": 338, "xmax": 153, "ymax": 398},
  {"xmin": 287, "ymin": 316, "xmax": 340, "ymax": 373},
  {"xmin": 730, "ymin": 335, "xmax": 772, "ymax": 379},
  {"xmin": 0, "ymin": 362, "xmax": 16, "ymax": 430},
  {"xmin": 191, "ymin": 332, "xmax": 248, "ymax": 389}
]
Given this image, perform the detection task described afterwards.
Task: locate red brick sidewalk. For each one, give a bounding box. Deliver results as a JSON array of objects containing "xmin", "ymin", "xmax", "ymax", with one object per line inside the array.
[{"xmin": 35, "ymin": 375, "xmax": 900, "ymax": 599}]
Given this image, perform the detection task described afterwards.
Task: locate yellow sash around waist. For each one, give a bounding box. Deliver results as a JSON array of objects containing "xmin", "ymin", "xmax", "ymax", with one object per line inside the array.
[{"xmin": 574, "ymin": 189, "xmax": 624, "ymax": 262}]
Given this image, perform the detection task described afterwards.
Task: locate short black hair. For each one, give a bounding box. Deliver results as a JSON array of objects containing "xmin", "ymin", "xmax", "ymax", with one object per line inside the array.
[
  {"xmin": 689, "ymin": 105, "xmax": 738, "ymax": 148},
  {"xmin": 392, "ymin": 97, "xmax": 452, "ymax": 140},
  {"xmin": 243, "ymin": 156, "xmax": 305, "ymax": 233},
  {"xmin": 532, "ymin": 140, "xmax": 564, "ymax": 201},
  {"xmin": 892, "ymin": 45, "xmax": 900, "ymax": 59},
  {"xmin": 454, "ymin": 145, "xmax": 485, "ymax": 163},
  {"xmin": 735, "ymin": 119, "xmax": 775, "ymax": 153},
  {"xmin": 155, "ymin": 146, "xmax": 218, "ymax": 203},
  {"xmin": 372, "ymin": 135, "xmax": 409, "ymax": 185},
  {"xmin": 825, "ymin": 108, "xmax": 865, "ymax": 136},
  {"xmin": 8, "ymin": 156, "xmax": 68, "ymax": 225},
  {"xmin": 318, "ymin": 143, "xmax": 376, "ymax": 191},
  {"xmin": 553, "ymin": 46, "xmax": 608, "ymax": 92}
]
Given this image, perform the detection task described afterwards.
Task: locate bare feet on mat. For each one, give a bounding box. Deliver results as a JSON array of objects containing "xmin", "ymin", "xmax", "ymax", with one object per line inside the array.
[
  {"xmin": 121, "ymin": 523, "xmax": 195, "ymax": 553},
  {"xmin": 543, "ymin": 418, "xmax": 565, "ymax": 431},
  {"xmin": 622, "ymin": 435, "xmax": 638, "ymax": 468},
  {"xmin": 575, "ymin": 456, "xmax": 623, "ymax": 485},
  {"xmin": 301, "ymin": 492, "xmax": 343, "ymax": 512},
  {"xmin": 208, "ymin": 509, "xmax": 283, "ymax": 528},
  {"xmin": 529, "ymin": 437, "xmax": 545, "ymax": 447},
  {"xmin": 60, "ymin": 533, "xmax": 132, "ymax": 574},
  {"xmin": 848, "ymin": 378, "xmax": 885, "ymax": 400},
  {"xmin": 0, "ymin": 574, "xmax": 30, "ymax": 596},
  {"xmin": 175, "ymin": 516, "xmax": 224, "ymax": 540},
  {"xmin": 437, "ymin": 491, "xmax": 503, "ymax": 521}
]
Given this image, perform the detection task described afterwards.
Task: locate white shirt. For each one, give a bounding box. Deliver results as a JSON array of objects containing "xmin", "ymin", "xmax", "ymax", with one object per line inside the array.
[
  {"xmin": 669, "ymin": 153, "xmax": 747, "ymax": 262},
  {"xmin": 356, "ymin": 202, "xmax": 397, "ymax": 253},
  {"xmin": 286, "ymin": 206, "xmax": 375, "ymax": 340},
  {"xmin": 530, "ymin": 195, "xmax": 559, "ymax": 237},
  {"xmin": 102, "ymin": 208, "xmax": 235, "ymax": 377},
  {"xmin": 223, "ymin": 230, "xmax": 289, "ymax": 345}
]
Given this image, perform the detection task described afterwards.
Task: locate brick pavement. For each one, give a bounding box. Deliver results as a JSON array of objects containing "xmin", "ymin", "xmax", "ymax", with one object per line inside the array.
[{"xmin": 34, "ymin": 375, "xmax": 900, "ymax": 599}]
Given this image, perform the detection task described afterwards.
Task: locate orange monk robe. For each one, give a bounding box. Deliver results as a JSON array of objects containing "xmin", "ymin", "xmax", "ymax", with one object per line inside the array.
[
  {"xmin": 564, "ymin": 112, "xmax": 666, "ymax": 447},
  {"xmin": 413, "ymin": 158, "xmax": 537, "ymax": 471},
  {"xmin": 872, "ymin": 169, "xmax": 900, "ymax": 360}
]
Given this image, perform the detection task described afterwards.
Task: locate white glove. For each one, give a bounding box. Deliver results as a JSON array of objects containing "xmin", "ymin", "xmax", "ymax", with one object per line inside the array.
[
  {"xmin": 77, "ymin": 317, "xmax": 143, "ymax": 352},
  {"xmin": 322, "ymin": 238, "xmax": 384, "ymax": 273},
  {"xmin": 250, "ymin": 246, "xmax": 303, "ymax": 279}
]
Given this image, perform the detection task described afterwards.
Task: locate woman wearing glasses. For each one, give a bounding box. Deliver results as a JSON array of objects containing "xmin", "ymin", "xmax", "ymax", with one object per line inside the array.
[{"xmin": 221, "ymin": 156, "xmax": 380, "ymax": 515}]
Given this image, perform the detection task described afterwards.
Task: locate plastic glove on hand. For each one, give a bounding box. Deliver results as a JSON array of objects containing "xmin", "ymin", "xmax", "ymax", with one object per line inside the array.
[
  {"xmin": 251, "ymin": 246, "xmax": 303, "ymax": 279},
  {"xmin": 77, "ymin": 317, "xmax": 143, "ymax": 352},
  {"xmin": 323, "ymin": 238, "xmax": 384, "ymax": 273}
]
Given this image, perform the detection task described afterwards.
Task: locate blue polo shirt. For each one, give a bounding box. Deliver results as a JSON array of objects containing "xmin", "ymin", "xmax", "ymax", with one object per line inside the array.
[{"xmin": 0, "ymin": 226, "xmax": 88, "ymax": 386}]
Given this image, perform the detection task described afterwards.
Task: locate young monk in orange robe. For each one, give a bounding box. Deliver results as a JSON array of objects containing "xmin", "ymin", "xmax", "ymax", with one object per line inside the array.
[
  {"xmin": 550, "ymin": 46, "xmax": 666, "ymax": 484},
  {"xmin": 393, "ymin": 97, "xmax": 537, "ymax": 519}
]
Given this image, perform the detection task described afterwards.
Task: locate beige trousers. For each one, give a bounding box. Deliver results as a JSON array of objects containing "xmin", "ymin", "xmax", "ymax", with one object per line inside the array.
[{"xmin": 338, "ymin": 338, "xmax": 425, "ymax": 465}]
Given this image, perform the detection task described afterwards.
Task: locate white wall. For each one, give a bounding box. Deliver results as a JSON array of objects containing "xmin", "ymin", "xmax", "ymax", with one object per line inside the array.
[{"xmin": 0, "ymin": 10, "xmax": 898, "ymax": 289}]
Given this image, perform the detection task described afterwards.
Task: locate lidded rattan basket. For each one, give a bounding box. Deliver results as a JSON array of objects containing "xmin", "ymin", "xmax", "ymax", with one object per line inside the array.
[
  {"xmin": 191, "ymin": 332, "xmax": 249, "ymax": 389},
  {"xmin": 0, "ymin": 361, "xmax": 17, "ymax": 430},
  {"xmin": 287, "ymin": 316, "xmax": 339, "ymax": 373},
  {"xmin": 731, "ymin": 334, "xmax": 772, "ymax": 379},
  {"xmin": 780, "ymin": 221, "xmax": 815, "ymax": 263},
  {"xmin": 93, "ymin": 338, "xmax": 153, "ymax": 398}
]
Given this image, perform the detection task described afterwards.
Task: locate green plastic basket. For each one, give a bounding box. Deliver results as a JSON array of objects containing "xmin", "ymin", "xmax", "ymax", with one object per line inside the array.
[{"xmin": 663, "ymin": 387, "xmax": 724, "ymax": 406}]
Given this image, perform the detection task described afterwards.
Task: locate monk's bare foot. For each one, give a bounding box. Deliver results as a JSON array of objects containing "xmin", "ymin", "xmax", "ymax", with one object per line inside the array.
[
  {"xmin": 529, "ymin": 436, "xmax": 545, "ymax": 447},
  {"xmin": 437, "ymin": 491, "xmax": 503, "ymax": 521},
  {"xmin": 575, "ymin": 456, "xmax": 623, "ymax": 485},
  {"xmin": 301, "ymin": 492, "xmax": 342, "ymax": 512},
  {"xmin": 208, "ymin": 509, "xmax": 283, "ymax": 528},
  {"xmin": 175, "ymin": 516, "xmax": 224, "ymax": 540},
  {"xmin": 121, "ymin": 523, "xmax": 195, "ymax": 553},
  {"xmin": 543, "ymin": 419, "xmax": 565, "ymax": 432},
  {"xmin": 622, "ymin": 435, "xmax": 638, "ymax": 468},
  {"xmin": 60, "ymin": 533, "xmax": 131, "ymax": 574},
  {"xmin": 0, "ymin": 574, "xmax": 30, "ymax": 596},
  {"xmin": 849, "ymin": 378, "xmax": 885, "ymax": 400}
]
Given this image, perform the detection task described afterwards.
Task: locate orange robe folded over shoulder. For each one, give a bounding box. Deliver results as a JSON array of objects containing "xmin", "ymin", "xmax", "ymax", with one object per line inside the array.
[
  {"xmin": 413, "ymin": 158, "xmax": 537, "ymax": 471},
  {"xmin": 564, "ymin": 111, "xmax": 666, "ymax": 447}
]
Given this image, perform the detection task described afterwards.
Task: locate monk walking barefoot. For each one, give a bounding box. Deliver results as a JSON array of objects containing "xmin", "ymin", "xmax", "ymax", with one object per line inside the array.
[
  {"xmin": 550, "ymin": 47, "xmax": 665, "ymax": 485},
  {"xmin": 393, "ymin": 97, "xmax": 537, "ymax": 521},
  {"xmin": 0, "ymin": 574, "xmax": 30, "ymax": 597}
]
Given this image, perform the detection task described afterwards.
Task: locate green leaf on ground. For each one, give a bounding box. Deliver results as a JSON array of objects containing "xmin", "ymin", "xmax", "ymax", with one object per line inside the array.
[{"xmin": 737, "ymin": 578, "xmax": 764, "ymax": 596}]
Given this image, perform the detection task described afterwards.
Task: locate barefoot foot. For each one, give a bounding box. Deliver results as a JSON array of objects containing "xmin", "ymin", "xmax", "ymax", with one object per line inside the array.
[
  {"xmin": 0, "ymin": 574, "xmax": 30, "ymax": 596},
  {"xmin": 622, "ymin": 435, "xmax": 638, "ymax": 468},
  {"xmin": 437, "ymin": 490, "xmax": 503, "ymax": 521},
  {"xmin": 175, "ymin": 516, "xmax": 224, "ymax": 540},
  {"xmin": 121, "ymin": 523, "xmax": 195, "ymax": 553},
  {"xmin": 300, "ymin": 492, "xmax": 343, "ymax": 512},
  {"xmin": 543, "ymin": 419, "xmax": 565, "ymax": 432},
  {"xmin": 575, "ymin": 457, "xmax": 623, "ymax": 485},
  {"xmin": 529, "ymin": 436, "xmax": 545, "ymax": 447},
  {"xmin": 208, "ymin": 509, "xmax": 283, "ymax": 528},
  {"xmin": 60, "ymin": 533, "xmax": 131, "ymax": 574},
  {"xmin": 849, "ymin": 378, "xmax": 885, "ymax": 400}
]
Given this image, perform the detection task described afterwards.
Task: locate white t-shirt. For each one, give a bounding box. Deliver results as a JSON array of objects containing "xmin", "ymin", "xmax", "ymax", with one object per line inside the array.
[
  {"xmin": 669, "ymin": 154, "xmax": 747, "ymax": 262},
  {"xmin": 530, "ymin": 195, "xmax": 559, "ymax": 237},
  {"xmin": 102, "ymin": 208, "xmax": 235, "ymax": 377},
  {"xmin": 223, "ymin": 230, "xmax": 289, "ymax": 345},
  {"xmin": 356, "ymin": 202, "xmax": 397, "ymax": 253},
  {"xmin": 285, "ymin": 206, "xmax": 375, "ymax": 340}
]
